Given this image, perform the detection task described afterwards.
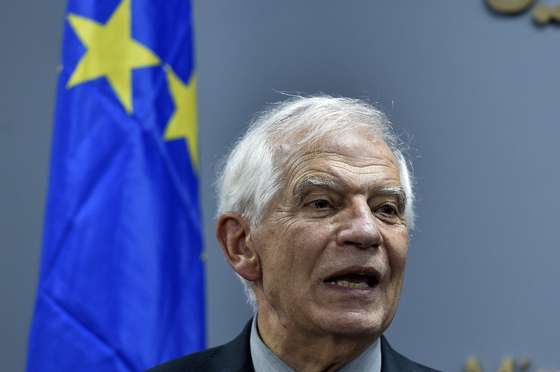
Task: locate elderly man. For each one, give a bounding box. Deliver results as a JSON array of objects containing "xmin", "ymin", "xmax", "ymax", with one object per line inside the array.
[{"xmin": 149, "ymin": 96, "xmax": 438, "ymax": 372}]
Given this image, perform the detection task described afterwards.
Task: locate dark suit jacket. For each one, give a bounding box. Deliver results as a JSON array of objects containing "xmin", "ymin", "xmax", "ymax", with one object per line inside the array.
[{"xmin": 147, "ymin": 321, "xmax": 440, "ymax": 372}]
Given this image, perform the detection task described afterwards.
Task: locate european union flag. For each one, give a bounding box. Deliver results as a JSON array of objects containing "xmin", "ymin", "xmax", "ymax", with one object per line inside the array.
[{"xmin": 27, "ymin": 0, "xmax": 205, "ymax": 370}]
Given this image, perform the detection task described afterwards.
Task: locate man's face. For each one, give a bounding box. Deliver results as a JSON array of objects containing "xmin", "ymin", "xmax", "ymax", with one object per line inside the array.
[{"xmin": 251, "ymin": 128, "xmax": 409, "ymax": 339}]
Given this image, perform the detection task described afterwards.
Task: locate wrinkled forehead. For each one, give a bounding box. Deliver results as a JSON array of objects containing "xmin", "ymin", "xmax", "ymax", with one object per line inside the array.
[
  {"xmin": 315, "ymin": 129, "xmax": 393, "ymax": 159},
  {"xmin": 276, "ymin": 126, "xmax": 398, "ymax": 170},
  {"xmin": 274, "ymin": 128, "xmax": 401, "ymax": 194}
]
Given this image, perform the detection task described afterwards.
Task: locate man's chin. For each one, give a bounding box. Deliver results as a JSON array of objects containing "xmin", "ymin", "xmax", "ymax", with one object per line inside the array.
[{"xmin": 312, "ymin": 308, "xmax": 390, "ymax": 339}]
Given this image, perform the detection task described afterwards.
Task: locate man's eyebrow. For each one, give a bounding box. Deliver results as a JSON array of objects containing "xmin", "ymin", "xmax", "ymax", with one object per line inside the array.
[
  {"xmin": 372, "ymin": 186, "xmax": 407, "ymax": 208},
  {"xmin": 292, "ymin": 177, "xmax": 407, "ymax": 208},
  {"xmin": 293, "ymin": 176, "xmax": 343, "ymax": 203}
]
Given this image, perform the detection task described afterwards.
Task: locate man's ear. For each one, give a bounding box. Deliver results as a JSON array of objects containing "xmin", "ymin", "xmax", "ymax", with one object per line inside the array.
[{"xmin": 216, "ymin": 213, "xmax": 261, "ymax": 282}]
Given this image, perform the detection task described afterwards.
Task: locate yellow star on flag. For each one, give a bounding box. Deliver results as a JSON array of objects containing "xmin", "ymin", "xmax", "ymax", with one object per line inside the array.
[
  {"xmin": 164, "ymin": 66, "xmax": 198, "ymax": 168},
  {"xmin": 66, "ymin": 0, "xmax": 160, "ymax": 113}
]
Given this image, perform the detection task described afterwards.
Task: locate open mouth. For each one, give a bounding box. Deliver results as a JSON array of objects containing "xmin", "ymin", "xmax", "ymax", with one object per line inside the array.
[{"xmin": 323, "ymin": 269, "xmax": 381, "ymax": 290}]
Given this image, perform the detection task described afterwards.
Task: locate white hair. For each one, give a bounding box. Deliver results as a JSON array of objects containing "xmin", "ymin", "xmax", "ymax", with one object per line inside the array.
[{"xmin": 215, "ymin": 95, "xmax": 415, "ymax": 310}]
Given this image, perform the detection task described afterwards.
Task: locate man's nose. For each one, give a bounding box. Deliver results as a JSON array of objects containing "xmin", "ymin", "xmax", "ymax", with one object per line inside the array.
[{"xmin": 336, "ymin": 198, "xmax": 382, "ymax": 249}]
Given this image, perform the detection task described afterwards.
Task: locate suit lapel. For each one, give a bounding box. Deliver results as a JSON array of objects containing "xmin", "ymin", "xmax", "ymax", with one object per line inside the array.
[
  {"xmin": 381, "ymin": 336, "xmax": 414, "ymax": 372},
  {"xmin": 212, "ymin": 320, "xmax": 255, "ymax": 372}
]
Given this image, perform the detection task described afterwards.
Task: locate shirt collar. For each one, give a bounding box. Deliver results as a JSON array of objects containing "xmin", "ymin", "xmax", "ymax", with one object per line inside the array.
[{"xmin": 249, "ymin": 316, "xmax": 382, "ymax": 372}]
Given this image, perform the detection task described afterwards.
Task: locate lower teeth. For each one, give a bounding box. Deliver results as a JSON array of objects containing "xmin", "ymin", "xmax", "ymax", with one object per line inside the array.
[{"xmin": 331, "ymin": 280, "xmax": 369, "ymax": 289}]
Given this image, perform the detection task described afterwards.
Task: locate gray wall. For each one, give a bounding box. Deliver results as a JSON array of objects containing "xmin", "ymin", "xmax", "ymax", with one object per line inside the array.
[
  {"xmin": 1, "ymin": 0, "xmax": 65, "ymax": 370},
  {"xmin": 3, "ymin": 1, "xmax": 559, "ymax": 371}
]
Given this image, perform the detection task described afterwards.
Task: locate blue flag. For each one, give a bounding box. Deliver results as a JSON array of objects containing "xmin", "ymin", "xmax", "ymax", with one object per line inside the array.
[{"xmin": 27, "ymin": 0, "xmax": 205, "ymax": 370}]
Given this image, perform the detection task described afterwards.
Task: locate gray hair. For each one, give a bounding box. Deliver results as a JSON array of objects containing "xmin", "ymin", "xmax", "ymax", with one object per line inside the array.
[{"xmin": 215, "ymin": 95, "xmax": 415, "ymax": 310}]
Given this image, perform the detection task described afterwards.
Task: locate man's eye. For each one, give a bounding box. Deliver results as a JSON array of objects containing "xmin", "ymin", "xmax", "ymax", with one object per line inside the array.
[
  {"xmin": 309, "ymin": 199, "xmax": 332, "ymax": 209},
  {"xmin": 376, "ymin": 204, "xmax": 399, "ymax": 217}
]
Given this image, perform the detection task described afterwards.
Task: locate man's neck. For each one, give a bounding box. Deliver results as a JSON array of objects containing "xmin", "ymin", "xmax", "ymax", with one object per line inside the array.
[{"xmin": 256, "ymin": 311, "xmax": 377, "ymax": 372}]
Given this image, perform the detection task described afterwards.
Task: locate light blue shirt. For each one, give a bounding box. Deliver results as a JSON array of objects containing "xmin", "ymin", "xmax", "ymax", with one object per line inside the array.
[{"xmin": 249, "ymin": 317, "xmax": 382, "ymax": 372}]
